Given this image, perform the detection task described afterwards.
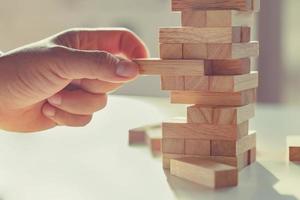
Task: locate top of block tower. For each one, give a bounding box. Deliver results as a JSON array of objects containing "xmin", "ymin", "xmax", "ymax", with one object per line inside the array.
[{"xmin": 172, "ymin": 0, "xmax": 260, "ymax": 12}]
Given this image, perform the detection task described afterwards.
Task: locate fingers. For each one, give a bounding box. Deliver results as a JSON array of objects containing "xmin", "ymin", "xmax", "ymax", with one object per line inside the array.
[
  {"xmin": 47, "ymin": 90, "xmax": 107, "ymax": 115},
  {"xmin": 49, "ymin": 46, "xmax": 139, "ymax": 83},
  {"xmin": 42, "ymin": 103, "xmax": 92, "ymax": 127},
  {"xmin": 52, "ymin": 28, "xmax": 149, "ymax": 59}
]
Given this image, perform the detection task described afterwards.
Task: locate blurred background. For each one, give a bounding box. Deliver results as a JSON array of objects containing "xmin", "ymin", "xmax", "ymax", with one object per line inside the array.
[{"xmin": 0, "ymin": 0, "xmax": 298, "ymax": 104}]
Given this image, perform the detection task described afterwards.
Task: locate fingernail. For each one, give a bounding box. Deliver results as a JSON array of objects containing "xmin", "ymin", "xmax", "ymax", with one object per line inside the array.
[
  {"xmin": 116, "ymin": 62, "xmax": 138, "ymax": 78},
  {"xmin": 48, "ymin": 94, "xmax": 62, "ymax": 105},
  {"xmin": 43, "ymin": 106, "xmax": 56, "ymax": 117}
]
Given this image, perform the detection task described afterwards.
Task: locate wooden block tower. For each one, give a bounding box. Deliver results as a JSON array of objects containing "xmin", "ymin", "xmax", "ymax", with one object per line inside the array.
[{"xmin": 133, "ymin": 0, "xmax": 260, "ymax": 188}]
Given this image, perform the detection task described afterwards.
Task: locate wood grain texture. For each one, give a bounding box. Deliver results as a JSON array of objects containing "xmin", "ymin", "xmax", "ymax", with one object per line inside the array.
[
  {"xmin": 161, "ymin": 76, "xmax": 185, "ymax": 90},
  {"xmin": 170, "ymin": 89, "xmax": 256, "ymax": 106},
  {"xmin": 135, "ymin": 58, "xmax": 251, "ymax": 76},
  {"xmin": 211, "ymin": 131, "xmax": 256, "ymax": 156},
  {"xmin": 161, "ymin": 72, "xmax": 258, "ymax": 92},
  {"xmin": 289, "ymin": 147, "xmax": 300, "ymax": 162},
  {"xmin": 163, "ymin": 153, "xmax": 236, "ymax": 169},
  {"xmin": 159, "ymin": 27, "xmax": 250, "ymax": 44},
  {"xmin": 185, "ymin": 139, "xmax": 211, "ymax": 155},
  {"xmin": 172, "ymin": 0, "xmax": 255, "ymax": 11},
  {"xmin": 181, "ymin": 10, "xmax": 254, "ymax": 27},
  {"xmin": 160, "ymin": 43, "xmax": 183, "ymax": 59},
  {"xmin": 187, "ymin": 104, "xmax": 255, "ymax": 125},
  {"xmin": 162, "ymin": 138, "xmax": 185, "ymax": 154},
  {"xmin": 162, "ymin": 118, "xmax": 248, "ymax": 140},
  {"xmin": 183, "ymin": 41, "xmax": 259, "ymax": 59},
  {"xmin": 163, "ymin": 149, "xmax": 251, "ymax": 170},
  {"xmin": 135, "ymin": 59, "xmax": 209, "ymax": 76},
  {"xmin": 210, "ymin": 58, "xmax": 251, "ymax": 75},
  {"xmin": 170, "ymin": 158, "xmax": 238, "ymax": 188},
  {"xmin": 128, "ymin": 124, "xmax": 161, "ymax": 145}
]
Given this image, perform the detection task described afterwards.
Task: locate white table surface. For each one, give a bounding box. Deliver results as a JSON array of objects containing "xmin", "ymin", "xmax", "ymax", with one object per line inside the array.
[{"xmin": 0, "ymin": 95, "xmax": 299, "ymax": 200}]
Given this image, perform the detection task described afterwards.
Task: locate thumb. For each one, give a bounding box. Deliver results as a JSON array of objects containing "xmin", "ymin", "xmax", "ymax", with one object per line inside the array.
[
  {"xmin": 50, "ymin": 46, "xmax": 139, "ymax": 83},
  {"xmin": 0, "ymin": 46, "xmax": 139, "ymax": 109}
]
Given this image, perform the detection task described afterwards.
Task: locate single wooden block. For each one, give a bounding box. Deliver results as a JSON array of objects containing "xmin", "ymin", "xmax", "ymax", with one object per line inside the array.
[
  {"xmin": 159, "ymin": 27, "xmax": 250, "ymax": 44},
  {"xmin": 187, "ymin": 104, "xmax": 255, "ymax": 125},
  {"xmin": 289, "ymin": 147, "xmax": 300, "ymax": 162},
  {"xmin": 135, "ymin": 58, "xmax": 210, "ymax": 76},
  {"xmin": 211, "ymin": 131, "xmax": 256, "ymax": 156},
  {"xmin": 128, "ymin": 124, "xmax": 161, "ymax": 144},
  {"xmin": 185, "ymin": 139, "xmax": 211, "ymax": 155},
  {"xmin": 170, "ymin": 158, "xmax": 238, "ymax": 188},
  {"xmin": 207, "ymin": 41, "xmax": 258, "ymax": 59},
  {"xmin": 183, "ymin": 43, "xmax": 208, "ymax": 59},
  {"xmin": 182, "ymin": 10, "xmax": 254, "ymax": 28},
  {"xmin": 163, "ymin": 149, "xmax": 251, "ymax": 170},
  {"xmin": 210, "ymin": 58, "xmax": 251, "ymax": 75},
  {"xmin": 170, "ymin": 89, "xmax": 256, "ymax": 106},
  {"xmin": 163, "ymin": 153, "xmax": 236, "ymax": 169},
  {"xmin": 183, "ymin": 42, "xmax": 259, "ymax": 59},
  {"xmin": 162, "ymin": 118, "xmax": 248, "ymax": 140},
  {"xmin": 128, "ymin": 129, "xmax": 146, "ymax": 145},
  {"xmin": 145, "ymin": 128, "xmax": 162, "ymax": 155},
  {"xmin": 184, "ymin": 76, "xmax": 209, "ymax": 91},
  {"xmin": 181, "ymin": 10, "xmax": 207, "ymax": 27},
  {"xmin": 161, "ymin": 76, "xmax": 185, "ymax": 90},
  {"xmin": 160, "ymin": 44, "xmax": 183, "ymax": 59},
  {"xmin": 172, "ymin": 0, "xmax": 257, "ymax": 11},
  {"xmin": 188, "ymin": 72, "xmax": 258, "ymax": 92},
  {"xmin": 162, "ymin": 139, "xmax": 185, "ymax": 154},
  {"xmin": 135, "ymin": 58, "xmax": 251, "ymax": 76},
  {"xmin": 163, "ymin": 72, "xmax": 258, "ymax": 92}
]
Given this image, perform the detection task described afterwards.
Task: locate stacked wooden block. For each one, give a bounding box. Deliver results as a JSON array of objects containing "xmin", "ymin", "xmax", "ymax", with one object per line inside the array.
[{"xmin": 134, "ymin": 0, "xmax": 260, "ymax": 188}]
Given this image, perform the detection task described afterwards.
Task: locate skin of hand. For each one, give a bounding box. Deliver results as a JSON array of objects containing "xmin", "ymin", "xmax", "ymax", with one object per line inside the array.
[{"xmin": 0, "ymin": 28, "xmax": 148, "ymax": 132}]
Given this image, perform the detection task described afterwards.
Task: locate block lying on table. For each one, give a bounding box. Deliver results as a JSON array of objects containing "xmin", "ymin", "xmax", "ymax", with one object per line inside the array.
[
  {"xmin": 136, "ymin": 58, "xmax": 251, "ymax": 76},
  {"xmin": 128, "ymin": 123, "xmax": 161, "ymax": 144},
  {"xmin": 187, "ymin": 104, "xmax": 255, "ymax": 125},
  {"xmin": 289, "ymin": 147, "xmax": 300, "ymax": 162},
  {"xmin": 128, "ymin": 124, "xmax": 162, "ymax": 156},
  {"xmin": 286, "ymin": 135, "xmax": 300, "ymax": 162},
  {"xmin": 172, "ymin": 0, "xmax": 260, "ymax": 12},
  {"xmin": 170, "ymin": 158, "xmax": 238, "ymax": 188},
  {"xmin": 161, "ymin": 72, "xmax": 259, "ymax": 92},
  {"xmin": 170, "ymin": 89, "xmax": 256, "ymax": 106},
  {"xmin": 182, "ymin": 10, "xmax": 254, "ymax": 27},
  {"xmin": 211, "ymin": 131, "xmax": 256, "ymax": 156},
  {"xmin": 183, "ymin": 42, "xmax": 259, "ymax": 59},
  {"xmin": 163, "ymin": 147, "xmax": 255, "ymax": 170},
  {"xmin": 162, "ymin": 118, "xmax": 248, "ymax": 140},
  {"xmin": 159, "ymin": 27, "xmax": 250, "ymax": 44}
]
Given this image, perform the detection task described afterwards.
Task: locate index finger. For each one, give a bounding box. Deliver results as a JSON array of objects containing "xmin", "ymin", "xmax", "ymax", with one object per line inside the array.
[{"xmin": 54, "ymin": 28, "xmax": 149, "ymax": 59}]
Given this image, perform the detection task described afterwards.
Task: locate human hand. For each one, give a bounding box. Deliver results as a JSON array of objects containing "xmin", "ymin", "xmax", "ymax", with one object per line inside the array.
[{"xmin": 0, "ymin": 28, "xmax": 148, "ymax": 132}]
